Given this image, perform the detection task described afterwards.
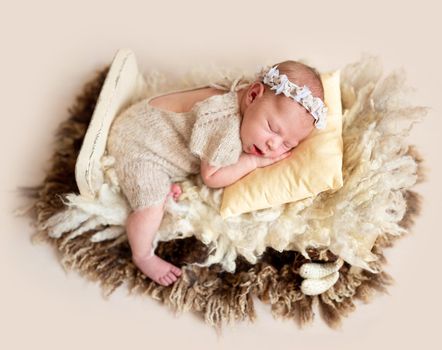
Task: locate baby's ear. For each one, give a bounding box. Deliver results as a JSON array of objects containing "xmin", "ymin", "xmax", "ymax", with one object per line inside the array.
[{"xmin": 248, "ymin": 82, "xmax": 265, "ymax": 102}]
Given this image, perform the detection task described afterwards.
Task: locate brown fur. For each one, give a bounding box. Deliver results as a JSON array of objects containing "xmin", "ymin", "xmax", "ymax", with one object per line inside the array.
[{"xmin": 17, "ymin": 65, "xmax": 425, "ymax": 332}]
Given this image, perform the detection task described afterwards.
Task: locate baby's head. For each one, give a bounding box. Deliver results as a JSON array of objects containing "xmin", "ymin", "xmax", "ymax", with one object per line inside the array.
[{"xmin": 238, "ymin": 60, "xmax": 325, "ymax": 158}]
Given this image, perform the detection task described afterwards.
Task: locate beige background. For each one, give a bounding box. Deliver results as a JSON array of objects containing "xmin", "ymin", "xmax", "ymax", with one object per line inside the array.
[{"xmin": 1, "ymin": 0, "xmax": 441, "ymax": 348}]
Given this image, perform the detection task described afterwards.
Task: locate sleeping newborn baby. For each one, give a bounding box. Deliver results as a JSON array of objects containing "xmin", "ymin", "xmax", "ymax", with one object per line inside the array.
[{"xmin": 106, "ymin": 60, "xmax": 327, "ymax": 286}]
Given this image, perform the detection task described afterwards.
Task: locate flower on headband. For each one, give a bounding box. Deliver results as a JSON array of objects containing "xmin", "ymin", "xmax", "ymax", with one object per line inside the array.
[
  {"xmin": 310, "ymin": 98, "xmax": 323, "ymax": 113},
  {"xmin": 314, "ymin": 112, "xmax": 327, "ymax": 129},
  {"xmin": 303, "ymin": 93, "xmax": 315, "ymax": 107},
  {"xmin": 263, "ymin": 66, "xmax": 279, "ymax": 84},
  {"xmin": 293, "ymin": 86, "xmax": 311, "ymax": 102},
  {"xmin": 271, "ymin": 74, "xmax": 292, "ymax": 96}
]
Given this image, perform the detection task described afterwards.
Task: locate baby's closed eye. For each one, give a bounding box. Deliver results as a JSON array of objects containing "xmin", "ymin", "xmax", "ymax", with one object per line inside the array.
[{"xmin": 268, "ymin": 121, "xmax": 294, "ymax": 149}]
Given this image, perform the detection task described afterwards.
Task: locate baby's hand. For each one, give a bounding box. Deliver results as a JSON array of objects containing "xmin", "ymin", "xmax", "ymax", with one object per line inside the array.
[
  {"xmin": 247, "ymin": 151, "xmax": 292, "ymax": 169},
  {"xmin": 167, "ymin": 183, "xmax": 182, "ymax": 201}
]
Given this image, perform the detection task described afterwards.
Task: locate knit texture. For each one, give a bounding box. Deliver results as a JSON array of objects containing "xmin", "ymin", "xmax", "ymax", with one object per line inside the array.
[{"xmin": 106, "ymin": 89, "xmax": 243, "ymax": 210}]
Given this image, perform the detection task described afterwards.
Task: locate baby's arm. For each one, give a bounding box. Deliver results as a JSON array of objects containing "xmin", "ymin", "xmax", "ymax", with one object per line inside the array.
[
  {"xmin": 201, "ymin": 151, "xmax": 291, "ymax": 188},
  {"xmin": 201, "ymin": 153, "xmax": 256, "ymax": 188}
]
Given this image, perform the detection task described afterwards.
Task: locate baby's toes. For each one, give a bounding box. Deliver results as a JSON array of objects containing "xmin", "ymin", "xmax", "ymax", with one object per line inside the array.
[
  {"xmin": 164, "ymin": 274, "xmax": 174, "ymax": 285},
  {"xmin": 159, "ymin": 276, "xmax": 170, "ymax": 286},
  {"xmin": 167, "ymin": 271, "xmax": 177, "ymax": 282},
  {"xmin": 171, "ymin": 266, "xmax": 182, "ymax": 276}
]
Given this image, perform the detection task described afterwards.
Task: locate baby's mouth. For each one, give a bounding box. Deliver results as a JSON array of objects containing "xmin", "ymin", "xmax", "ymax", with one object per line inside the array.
[{"xmin": 253, "ymin": 144, "xmax": 264, "ymax": 156}]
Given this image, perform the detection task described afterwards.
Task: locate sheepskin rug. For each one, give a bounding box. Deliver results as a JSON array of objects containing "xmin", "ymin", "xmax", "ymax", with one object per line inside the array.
[{"xmin": 17, "ymin": 54, "xmax": 427, "ymax": 331}]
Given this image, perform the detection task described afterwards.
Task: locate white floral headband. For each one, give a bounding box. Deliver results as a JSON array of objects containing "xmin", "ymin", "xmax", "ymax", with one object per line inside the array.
[{"xmin": 259, "ymin": 65, "xmax": 327, "ymax": 129}]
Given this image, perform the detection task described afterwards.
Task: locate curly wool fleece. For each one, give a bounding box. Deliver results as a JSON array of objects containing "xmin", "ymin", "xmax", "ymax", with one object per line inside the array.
[{"xmin": 42, "ymin": 54, "xmax": 427, "ymax": 274}]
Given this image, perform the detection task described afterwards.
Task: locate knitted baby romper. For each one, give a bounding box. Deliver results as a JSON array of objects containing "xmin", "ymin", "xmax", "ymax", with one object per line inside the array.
[{"xmin": 106, "ymin": 79, "xmax": 246, "ymax": 211}]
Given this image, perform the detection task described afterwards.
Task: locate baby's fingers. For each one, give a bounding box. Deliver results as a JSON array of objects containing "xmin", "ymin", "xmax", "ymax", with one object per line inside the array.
[
  {"xmin": 280, "ymin": 151, "xmax": 292, "ymax": 159},
  {"xmin": 269, "ymin": 151, "xmax": 291, "ymax": 165}
]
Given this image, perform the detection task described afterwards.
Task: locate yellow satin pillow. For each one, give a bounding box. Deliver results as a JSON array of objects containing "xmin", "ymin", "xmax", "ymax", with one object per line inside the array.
[{"xmin": 220, "ymin": 70, "xmax": 343, "ymax": 219}]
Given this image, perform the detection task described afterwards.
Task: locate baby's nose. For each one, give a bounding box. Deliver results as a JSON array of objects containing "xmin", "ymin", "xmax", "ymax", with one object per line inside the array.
[{"xmin": 266, "ymin": 139, "xmax": 280, "ymax": 152}]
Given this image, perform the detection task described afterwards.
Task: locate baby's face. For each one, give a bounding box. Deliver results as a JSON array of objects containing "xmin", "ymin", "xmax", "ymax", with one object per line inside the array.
[{"xmin": 239, "ymin": 83, "xmax": 315, "ymax": 158}]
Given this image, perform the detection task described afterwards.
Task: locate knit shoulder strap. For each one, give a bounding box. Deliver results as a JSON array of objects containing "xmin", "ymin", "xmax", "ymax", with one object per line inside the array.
[{"xmin": 209, "ymin": 75, "xmax": 250, "ymax": 92}]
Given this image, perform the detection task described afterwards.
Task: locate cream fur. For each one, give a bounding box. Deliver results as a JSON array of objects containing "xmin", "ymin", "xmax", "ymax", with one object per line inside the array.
[{"xmin": 42, "ymin": 54, "xmax": 427, "ymax": 274}]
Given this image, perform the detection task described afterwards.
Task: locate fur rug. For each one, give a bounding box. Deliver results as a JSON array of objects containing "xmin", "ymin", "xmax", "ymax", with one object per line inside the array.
[{"xmin": 17, "ymin": 54, "xmax": 427, "ymax": 331}]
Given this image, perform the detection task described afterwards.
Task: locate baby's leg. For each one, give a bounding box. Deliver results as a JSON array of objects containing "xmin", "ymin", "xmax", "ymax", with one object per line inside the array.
[{"xmin": 126, "ymin": 199, "xmax": 182, "ymax": 286}]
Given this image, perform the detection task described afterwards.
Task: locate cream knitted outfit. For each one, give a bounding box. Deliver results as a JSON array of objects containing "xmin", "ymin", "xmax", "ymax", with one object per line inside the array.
[{"xmin": 106, "ymin": 80, "xmax": 245, "ymax": 210}]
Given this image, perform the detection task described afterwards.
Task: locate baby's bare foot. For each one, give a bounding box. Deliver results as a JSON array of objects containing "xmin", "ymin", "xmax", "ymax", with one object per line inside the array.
[{"xmin": 133, "ymin": 254, "xmax": 182, "ymax": 286}]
